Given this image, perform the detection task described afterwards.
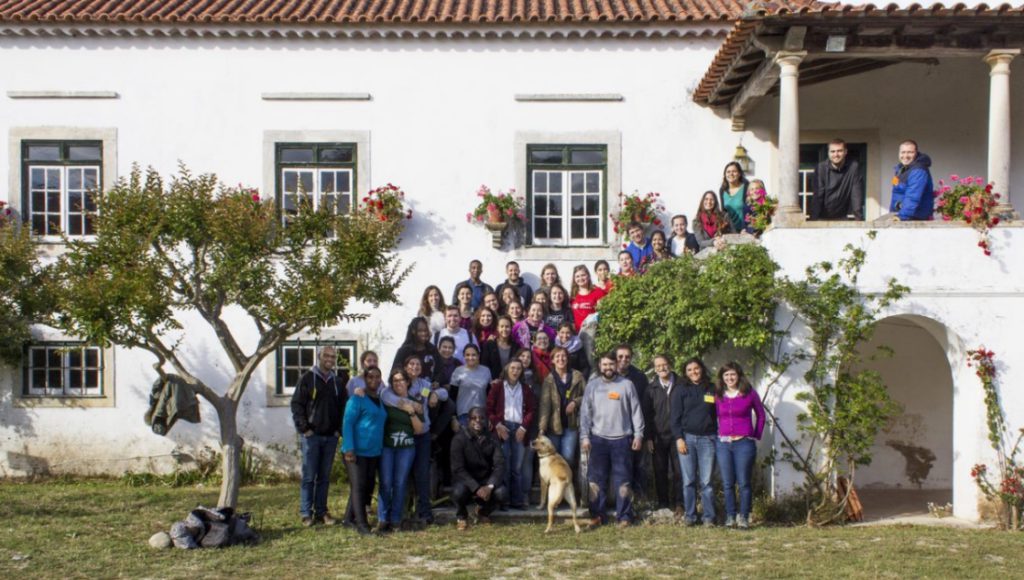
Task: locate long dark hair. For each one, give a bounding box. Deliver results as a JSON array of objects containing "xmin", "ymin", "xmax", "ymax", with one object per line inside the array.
[
  {"xmin": 695, "ymin": 190, "xmax": 730, "ymax": 234},
  {"xmin": 716, "ymin": 361, "xmax": 752, "ymax": 396},
  {"xmin": 719, "ymin": 161, "xmax": 749, "ymax": 194},
  {"xmin": 402, "ymin": 317, "xmax": 430, "ymax": 347},
  {"xmin": 680, "ymin": 357, "xmax": 712, "ymax": 388}
]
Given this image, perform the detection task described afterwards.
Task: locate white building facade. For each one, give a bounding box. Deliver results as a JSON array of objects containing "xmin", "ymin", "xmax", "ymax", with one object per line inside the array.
[{"xmin": 1, "ymin": 1, "xmax": 1022, "ymax": 522}]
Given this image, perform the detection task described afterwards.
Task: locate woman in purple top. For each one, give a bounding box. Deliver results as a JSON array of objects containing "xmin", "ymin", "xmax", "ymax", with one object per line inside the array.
[{"xmin": 714, "ymin": 361, "xmax": 765, "ymax": 529}]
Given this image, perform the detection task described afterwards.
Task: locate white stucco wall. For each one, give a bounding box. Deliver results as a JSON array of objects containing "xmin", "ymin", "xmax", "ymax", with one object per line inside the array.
[{"xmin": 762, "ymin": 224, "xmax": 1024, "ymax": 521}]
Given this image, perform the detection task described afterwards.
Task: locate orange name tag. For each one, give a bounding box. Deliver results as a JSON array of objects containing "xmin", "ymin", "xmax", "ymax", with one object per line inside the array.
[
  {"xmin": 891, "ymin": 176, "xmax": 900, "ymax": 186},
  {"xmin": 608, "ymin": 391, "xmax": 620, "ymax": 401}
]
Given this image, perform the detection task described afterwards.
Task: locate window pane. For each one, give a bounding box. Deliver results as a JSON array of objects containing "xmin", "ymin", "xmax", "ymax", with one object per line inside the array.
[
  {"xmin": 533, "ymin": 172, "xmax": 546, "ymax": 194},
  {"xmin": 69, "ymin": 219, "xmax": 83, "ymax": 236},
  {"xmin": 48, "ymin": 349, "xmax": 62, "ymax": 367},
  {"xmin": 285, "ymin": 369, "xmax": 300, "ymax": 389},
  {"xmin": 85, "ymin": 370, "xmax": 99, "ymax": 389},
  {"xmin": 31, "ymin": 347, "xmax": 47, "ymax": 367},
  {"xmin": 47, "ymin": 192, "xmax": 61, "ymax": 212},
  {"xmin": 320, "ymin": 172, "xmax": 335, "ymax": 194},
  {"xmin": 83, "ymin": 168, "xmax": 98, "ymax": 189},
  {"xmin": 549, "ymin": 196, "xmax": 562, "ymax": 215},
  {"xmin": 47, "ymin": 168, "xmax": 61, "ymax": 188},
  {"xmin": 586, "ymin": 195, "xmax": 600, "ymax": 215},
  {"xmin": 319, "ymin": 148, "xmax": 353, "ymax": 163},
  {"xmin": 85, "ymin": 348, "xmax": 99, "ymax": 368},
  {"xmin": 338, "ymin": 173, "xmax": 351, "ymax": 193},
  {"xmin": 68, "ymin": 192, "xmax": 83, "ymax": 212},
  {"xmin": 84, "ymin": 215, "xmax": 96, "ymax": 236},
  {"xmin": 31, "ymin": 168, "xmax": 45, "ymax": 189},
  {"xmin": 571, "ymin": 196, "xmax": 584, "ymax": 216},
  {"xmin": 570, "ymin": 219, "xmax": 584, "ymax": 239},
  {"xmin": 48, "ymin": 369, "xmax": 62, "ymax": 388},
  {"xmin": 570, "ymin": 150, "xmax": 604, "ymax": 165},
  {"xmin": 69, "ymin": 145, "xmax": 102, "ymax": 161},
  {"xmin": 69, "ymin": 370, "xmax": 83, "ymax": 390},
  {"xmin": 300, "ymin": 348, "xmax": 314, "ymax": 367},
  {"xmin": 585, "ymin": 218, "xmax": 600, "ymax": 238},
  {"xmin": 299, "ymin": 172, "xmax": 314, "ymax": 195},
  {"xmin": 32, "ymin": 369, "xmax": 46, "ymax": 389},
  {"xmin": 280, "ymin": 148, "xmax": 315, "ymax": 163},
  {"xmin": 283, "ymin": 172, "xmax": 297, "ymax": 192},
  {"xmin": 284, "ymin": 348, "xmax": 298, "ymax": 366},
  {"xmin": 28, "ymin": 145, "xmax": 60, "ymax": 161},
  {"xmin": 534, "ymin": 220, "xmax": 548, "ymax": 239},
  {"xmin": 337, "ymin": 194, "xmax": 351, "ymax": 215},
  {"xmin": 548, "ymin": 174, "xmax": 562, "ymax": 194},
  {"xmin": 586, "ymin": 172, "xmax": 600, "ymax": 192},
  {"xmin": 550, "ymin": 218, "xmax": 562, "ymax": 239},
  {"xmin": 84, "ymin": 192, "xmax": 97, "ymax": 212},
  {"xmin": 533, "ymin": 197, "xmax": 546, "ymax": 215},
  {"xmin": 570, "ymin": 173, "xmax": 584, "ymax": 193},
  {"xmin": 32, "ymin": 191, "xmax": 45, "ymax": 211},
  {"xmin": 530, "ymin": 150, "xmax": 563, "ymax": 164},
  {"xmin": 32, "ymin": 215, "xmax": 46, "ymax": 234}
]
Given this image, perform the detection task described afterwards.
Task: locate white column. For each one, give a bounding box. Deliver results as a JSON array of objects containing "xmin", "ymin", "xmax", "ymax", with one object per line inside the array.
[
  {"xmin": 775, "ymin": 51, "xmax": 807, "ymax": 226},
  {"xmin": 985, "ymin": 49, "xmax": 1020, "ymax": 218}
]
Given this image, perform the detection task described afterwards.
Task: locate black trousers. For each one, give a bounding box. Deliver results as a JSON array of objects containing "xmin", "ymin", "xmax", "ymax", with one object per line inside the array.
[
  {"xmin": 652, "ymin": 436, "xmax": 683, "ymax": 508},
  {"xmin": 451, "ymin": 481, "xmax": 509, "ymax": 519},
  {"xmin": 344, "ymin": 455, "xmax": 379, "ymax": 527}
]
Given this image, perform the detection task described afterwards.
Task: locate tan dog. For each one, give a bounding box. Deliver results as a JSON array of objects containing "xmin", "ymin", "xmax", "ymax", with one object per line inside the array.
[{"xmin": 531, "ymin": 435, "xmax": 581, "ymax": 533}]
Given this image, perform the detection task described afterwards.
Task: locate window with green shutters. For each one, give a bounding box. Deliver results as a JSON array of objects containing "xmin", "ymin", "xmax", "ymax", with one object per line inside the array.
[{"xmin": 275, "ymin": 143, "xmax": 357, "ymax": 228}]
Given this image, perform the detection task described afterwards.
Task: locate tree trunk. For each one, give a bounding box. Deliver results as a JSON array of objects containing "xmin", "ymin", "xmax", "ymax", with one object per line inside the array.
[{"xmin": 215, "ymin": 397, "xmax": 242, "ymax": 509}]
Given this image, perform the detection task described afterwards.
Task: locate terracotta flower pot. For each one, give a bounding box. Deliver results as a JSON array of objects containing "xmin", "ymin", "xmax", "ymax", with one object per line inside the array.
[{"xmin": 487, "ymin": 206, "xmax": 505, "ymax": 224}]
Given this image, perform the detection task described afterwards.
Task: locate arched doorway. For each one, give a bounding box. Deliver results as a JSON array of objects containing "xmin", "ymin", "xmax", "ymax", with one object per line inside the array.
[{"xmin": 853, "ymin": 314, "xmax": 955, "ymax": 520}]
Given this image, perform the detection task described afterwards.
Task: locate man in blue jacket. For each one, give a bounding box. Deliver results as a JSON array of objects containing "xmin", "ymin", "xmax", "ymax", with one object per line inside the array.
[{"xmin": 890, "ymin": 140, "xmax": 934, "ymax": 221}]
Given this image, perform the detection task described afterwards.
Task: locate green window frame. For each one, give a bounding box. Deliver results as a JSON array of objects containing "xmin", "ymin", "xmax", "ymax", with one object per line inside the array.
[
  {"xmin": 23, "ymin": 341, "xmax": 105, "ymax": 397},
  {"xmin": 275, "ymin": 339, "xmax": 357, "ymax": 396},
  {"xmin": 274, "ymin": 143, "xmax": 357, "ymax": 227},
  {"xmin": 526, "ymin": 144, "xmax": 607, "ymax": 246},
  {"xmin": 21, "ymin": 140, "xmax": 103, "ymax": 238}
]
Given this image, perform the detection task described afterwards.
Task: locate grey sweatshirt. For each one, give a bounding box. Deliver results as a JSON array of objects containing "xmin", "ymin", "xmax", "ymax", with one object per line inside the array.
[{"xmin": 580, "ymin": 374, "xmax": 645, "ymax": 442}]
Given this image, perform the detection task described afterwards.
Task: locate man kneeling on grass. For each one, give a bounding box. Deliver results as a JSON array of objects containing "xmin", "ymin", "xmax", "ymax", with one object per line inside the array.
[{"xmin": 451, "ymin": 407, "xmax": 508, "ymax": 531}]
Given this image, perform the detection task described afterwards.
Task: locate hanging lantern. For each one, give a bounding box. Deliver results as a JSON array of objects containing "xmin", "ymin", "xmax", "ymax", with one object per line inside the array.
[{"xmin": 733, "ymin": 144, "xmax": 755, "ymax": 176}]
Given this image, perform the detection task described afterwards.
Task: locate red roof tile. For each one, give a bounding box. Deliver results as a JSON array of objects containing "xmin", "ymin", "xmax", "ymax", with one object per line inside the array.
[{"xmin": 0, "ymin": 0, "xmax": 825, "ymax": 25}]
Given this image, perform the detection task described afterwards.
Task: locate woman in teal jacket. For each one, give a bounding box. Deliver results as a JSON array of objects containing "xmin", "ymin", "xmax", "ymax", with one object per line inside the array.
[{"xmin": 341, "ymin": 366, "xmax": 387, "ymax": 535}]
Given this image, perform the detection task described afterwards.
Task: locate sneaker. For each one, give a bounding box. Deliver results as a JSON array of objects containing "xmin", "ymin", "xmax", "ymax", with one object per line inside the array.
[
  {"xmin": 301, "ymin": 515, "xmax": 314, "ymax": 527},
  {"xmin": 321, "ymin": 512, "xmax": 337, "ymax": 526},
  {"xmin": 737, "ymin": 515, "xmax": 750, "ymax": 529},
  {"xmin": 724, "ymin": 516, "xmax": 736, "ymax": 528},
  {"xmin": 456, "ymin": 519, "xmax": 469, "ymax": 531}
]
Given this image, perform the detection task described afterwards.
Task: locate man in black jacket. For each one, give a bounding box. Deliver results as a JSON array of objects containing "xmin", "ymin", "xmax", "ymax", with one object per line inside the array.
[
  {"xmin": 810, "ymin": 139, "xmax": 864, "ymax": 221},
  {"xmin": 646, "ymin": 355, "xmax": 683, "ymax": 513},
  {"xmin": 615, "ymin": 344, "xmax": 652, "ymax": 499},
  {"xmin": 450, "ymin": 407, "xmax": 508, "ymax": 530},
  {"xmin": 290, "ymin": 346, "xmax": 349, "ymax": 527}
]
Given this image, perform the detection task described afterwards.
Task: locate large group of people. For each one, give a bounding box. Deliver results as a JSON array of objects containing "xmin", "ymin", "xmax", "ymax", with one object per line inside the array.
[{"xmin": 289, "ymin": 146, "xmax": 933, "ymax": 535}]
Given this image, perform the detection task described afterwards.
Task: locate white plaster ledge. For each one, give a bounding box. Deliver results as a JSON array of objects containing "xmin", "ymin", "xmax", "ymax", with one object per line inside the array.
[
  {"xmin": 261, "ymin": 92, "xmax": 372, "ymax": 101},
  {"xmin": 514, "ymin": 93, "xmax": 624, "ymax": 102},
  {"xmin": 8, "ymin": 91, "xmax": 119, "ymax": 99}
]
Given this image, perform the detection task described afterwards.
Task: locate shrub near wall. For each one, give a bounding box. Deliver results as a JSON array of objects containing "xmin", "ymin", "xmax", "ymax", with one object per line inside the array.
[{"xmin": 594, "ymin": 244, "xmax": 779, "ymax": 368}]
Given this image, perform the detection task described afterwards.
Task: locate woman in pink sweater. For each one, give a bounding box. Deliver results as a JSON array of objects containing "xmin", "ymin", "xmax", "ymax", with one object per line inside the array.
[{"xmin": 715, "ymin": 362, "xmax": 765, "ymax": 529}]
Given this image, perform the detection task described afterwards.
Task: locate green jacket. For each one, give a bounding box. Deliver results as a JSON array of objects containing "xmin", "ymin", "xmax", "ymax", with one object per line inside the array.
[{"xmin": 538, "ymin": 369, "xmax": 586, "ymax": 434}]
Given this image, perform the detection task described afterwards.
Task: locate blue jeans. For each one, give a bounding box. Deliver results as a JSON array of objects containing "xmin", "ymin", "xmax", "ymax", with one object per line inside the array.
[
  {"xmin": 378, "ymin": 446, "xmax": 416, "ymax": 524},
  {"xmin": 521, "ymin": 441, "xmax": 536, "ymax": 505},
  {"xmin": 679, "ymin": 434, "xmax": 717, "ymax": 523},
  {"xmin": 547, "ymin": 428, "xmax": 578, "ymax": 466},
  {"xmin": 500, "ymin": 421, "xmax": 526, "ymax": 506},
  {"xmin": 716, "ymin": 438, "xmax": 757, "ymax": 518},
  {"xmin": 412, "ymin": 433, "xmax": 433, "ymax": 520},
  {"xmin": 299, "ymin": 434, "xmax": 339, "ymax": 517},
  {"xmin": 588, "ymin": 435, "xmax": 634, "ymax": 523}
]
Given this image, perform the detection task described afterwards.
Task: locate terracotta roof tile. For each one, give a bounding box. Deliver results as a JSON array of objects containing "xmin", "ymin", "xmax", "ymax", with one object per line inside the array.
[{"xmin": 0, "ymin": 0, "xmax": 826, "ymax": 24}]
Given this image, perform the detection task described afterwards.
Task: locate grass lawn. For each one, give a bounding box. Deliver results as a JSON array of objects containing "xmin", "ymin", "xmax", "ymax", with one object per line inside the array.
[{"xmin": 0, "ymin": 480, "xmax": 1019, "ymax": 579}]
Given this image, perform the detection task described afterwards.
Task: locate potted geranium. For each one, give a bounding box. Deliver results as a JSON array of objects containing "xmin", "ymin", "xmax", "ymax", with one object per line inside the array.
[
  {"xmin": 359, "ymin": 183, "xmax": 413, "ymax": 233},
  {"xmin": 609, "ymin": 191, "xmax": 666, "ymax": 240},
  {"xmin": 934, "ymin": 175, "xmax": 1001, "ymax": 256},
  {"xmin": 467, "ymin": 185, "xmax": 525, "ymax": 225}
]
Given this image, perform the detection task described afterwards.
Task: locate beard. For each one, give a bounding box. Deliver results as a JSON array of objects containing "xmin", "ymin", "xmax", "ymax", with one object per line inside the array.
[{"xmin": 601, "ymin": 369, "xmax": 617, "ymax": 380}]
